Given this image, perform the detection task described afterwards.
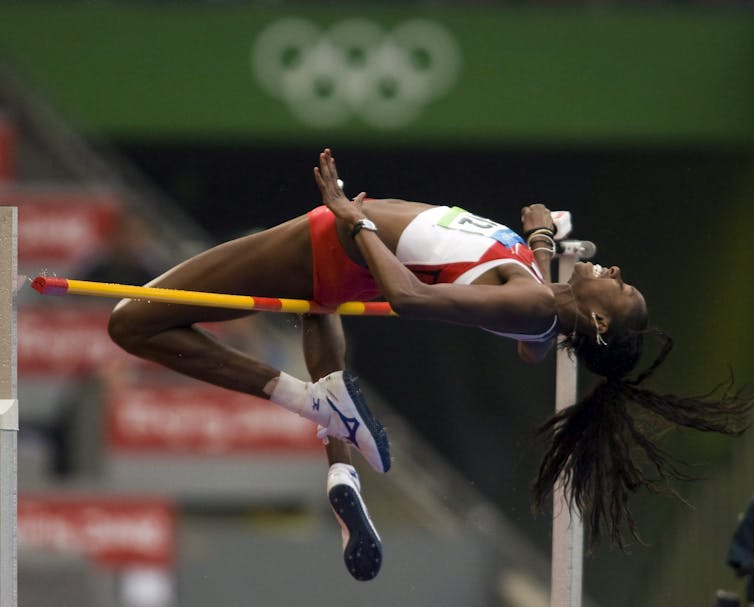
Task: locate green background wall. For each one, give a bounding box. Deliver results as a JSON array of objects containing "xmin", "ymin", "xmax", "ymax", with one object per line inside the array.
[{"xmin": 0, "ymin": 4, "xmax": 753, "ymax": 145}]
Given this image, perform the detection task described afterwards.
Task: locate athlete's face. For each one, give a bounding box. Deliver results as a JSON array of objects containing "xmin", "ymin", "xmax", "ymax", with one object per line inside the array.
[{"xmin": 569, "ymin": 262, "xmax": 646, "ymax": 328}]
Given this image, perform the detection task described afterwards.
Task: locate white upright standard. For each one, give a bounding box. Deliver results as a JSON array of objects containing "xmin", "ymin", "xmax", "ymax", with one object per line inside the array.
[
  {"xmin": 0, "ymin": 207, "xmax": 18, "ymax": 607},
  {"xmin": 550, "ymin": 240, "xmax": 593, "ymax": 607}
]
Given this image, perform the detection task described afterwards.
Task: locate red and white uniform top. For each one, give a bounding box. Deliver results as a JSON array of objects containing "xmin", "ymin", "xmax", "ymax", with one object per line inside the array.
[{"xmin": 396, "ymin": 206, "xmax": 558, "ymax": 343}]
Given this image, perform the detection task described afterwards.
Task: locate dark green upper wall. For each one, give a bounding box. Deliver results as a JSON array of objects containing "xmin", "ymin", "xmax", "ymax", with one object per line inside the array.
[{"xmin": 0, "ymin": 4, "xmax": 752, "ymax": 145}]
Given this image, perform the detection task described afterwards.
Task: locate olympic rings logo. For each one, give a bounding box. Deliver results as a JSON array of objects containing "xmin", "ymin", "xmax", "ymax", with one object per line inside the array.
[{"xmin": 250, "ymin": 18, "xmax": 462, "ymax": 128}]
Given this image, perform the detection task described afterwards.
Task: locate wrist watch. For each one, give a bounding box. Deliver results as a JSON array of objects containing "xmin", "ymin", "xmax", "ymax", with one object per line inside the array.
[{"xmin": 350, "ymin": 218, "xmax": 378, "ymax": 238}]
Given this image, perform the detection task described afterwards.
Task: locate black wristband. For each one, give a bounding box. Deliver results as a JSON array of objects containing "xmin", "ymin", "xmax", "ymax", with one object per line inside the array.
[
  {"xmin": 350, "ymin": 218, "xmax": 378, "ymax": 238},
  {"xmin": 523, "ymin": 226, "xmax": 556, "ymax": 240}
]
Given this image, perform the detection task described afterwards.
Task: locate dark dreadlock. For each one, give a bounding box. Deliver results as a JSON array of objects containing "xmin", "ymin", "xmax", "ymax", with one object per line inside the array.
[{"xmin": 532, "ymin": 325, "xmax": 753, "ymax": 550}]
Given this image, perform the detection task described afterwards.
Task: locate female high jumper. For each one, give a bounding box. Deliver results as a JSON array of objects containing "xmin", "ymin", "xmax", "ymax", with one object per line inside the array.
[{"xmin": 108, "ymin": 149, "xmax": 752, "ymax": 581}]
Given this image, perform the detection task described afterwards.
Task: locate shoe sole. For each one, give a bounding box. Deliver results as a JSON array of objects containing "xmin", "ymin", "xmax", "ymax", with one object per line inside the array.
[
  {"xmin": 328, "ymin": 483, "xmax": 382, "ymax": 581},
  {"xmin": 342, "ymin": 370, "xmax": 391, "ymax": 473}
]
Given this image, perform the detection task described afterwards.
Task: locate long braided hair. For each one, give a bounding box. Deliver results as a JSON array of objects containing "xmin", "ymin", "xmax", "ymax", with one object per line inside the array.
[{"xmin": 531, "ymin": 317, "xmax": 753, "ymax": 550}]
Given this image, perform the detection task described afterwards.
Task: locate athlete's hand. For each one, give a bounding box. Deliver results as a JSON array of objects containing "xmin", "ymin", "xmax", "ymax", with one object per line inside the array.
[
  {"xmin": 314, "ymin": 148, "xmax": 366, "ymax": 226},
  {"xmin": 521, "ymin": 203, "xmax": 555, "ymax": 235}
]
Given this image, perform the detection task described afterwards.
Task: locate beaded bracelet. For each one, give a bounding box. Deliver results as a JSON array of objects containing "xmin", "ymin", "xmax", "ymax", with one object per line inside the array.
[
  {"xmin": 527, "ymin": 233, "xmax": 556, "ymax": 254},
  {"xmin": 523, "ymin": 225, "xmax": 557, "ymax": 240}
]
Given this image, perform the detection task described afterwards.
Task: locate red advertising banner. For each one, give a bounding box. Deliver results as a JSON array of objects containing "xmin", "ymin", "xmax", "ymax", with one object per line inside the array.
[
  {"xmin": 107, "ymin": 385, "xmax": 321, "ymax": 454},
  {"xmin": 18, "ymin": 306, "xmax": 129, "ymax": 376},
  {"xmin": 0, "ymin": 187, "xmax": 119, "ymax": 263},
  {"xmin": 18, "ymin": 495, "xmax": 175, "ymax": 568}
]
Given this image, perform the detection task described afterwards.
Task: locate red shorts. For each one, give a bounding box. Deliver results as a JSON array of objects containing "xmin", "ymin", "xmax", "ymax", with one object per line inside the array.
[{"xmin": 308, "ymin": 206, "xmax": 381, "ymax": 306}]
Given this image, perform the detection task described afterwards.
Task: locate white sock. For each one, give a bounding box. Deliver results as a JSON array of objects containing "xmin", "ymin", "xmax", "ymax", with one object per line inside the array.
[{"xmin": 269, "ymin": 372, "xmax": 327, "ymax": 425}]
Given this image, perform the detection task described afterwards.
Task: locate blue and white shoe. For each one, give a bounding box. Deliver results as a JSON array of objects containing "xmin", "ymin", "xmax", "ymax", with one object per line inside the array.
[
  {"xmin": 327, "ymin": 463, "xmax": 382, "ymax": 581},
  {"xmin": 311, "ymin": 370, "xmax": 391, "ymax": 474}
]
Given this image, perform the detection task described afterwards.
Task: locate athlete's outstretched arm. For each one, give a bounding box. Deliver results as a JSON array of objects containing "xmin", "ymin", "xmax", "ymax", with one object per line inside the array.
[{"xmin": 314, "ymin": 149, "xmax": 554, "ymax": 337}]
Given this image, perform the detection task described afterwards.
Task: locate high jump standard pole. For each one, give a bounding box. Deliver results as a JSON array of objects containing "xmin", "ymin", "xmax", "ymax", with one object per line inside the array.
[
  {"xmin": 551, "ymin": 241, "xmax": 589, "ymax": 607},
  {"xmin": 0, "ymin": 207, "xmax": 18, "ymax": 607}
]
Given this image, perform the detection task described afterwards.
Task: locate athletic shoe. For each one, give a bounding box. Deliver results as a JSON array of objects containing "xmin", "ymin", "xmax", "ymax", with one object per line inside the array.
[
  {"xmin": 327, "ymin": 463, "xmax": 382, "ymax": 582},
  {"xmin": 310, "ymin": 370, "xmax": 391, "ymax": 474}
]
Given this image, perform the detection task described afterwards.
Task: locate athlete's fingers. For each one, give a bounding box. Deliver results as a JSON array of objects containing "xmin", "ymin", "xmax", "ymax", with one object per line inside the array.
[
  {"xmin": 321, "ymin": 148, "xmax": 339, "ymax": 182},
  {"xmin": 313, "ymin": 166, "xmax": 324, "ymax": 190},
  {"xmin": 319, "ymin": 151, "xmax": 327, "ymax": 175},
  {"xmin": 329, "ymin": 152, "xmax": 339, "ymax": 181},
  {"xmin": 320, "ymin": 150, "xmax": 334, "ymax": 182}
]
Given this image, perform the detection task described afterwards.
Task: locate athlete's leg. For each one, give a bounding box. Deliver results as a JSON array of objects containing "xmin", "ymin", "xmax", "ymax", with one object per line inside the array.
[
  {"xmin": 302, "ymin": 313, "xmax": 351, "ymax": 466},
  {"xmin": 302, "ymin": 314, "xmax": 383, "ymax": 581},
  {"xmin": 108, "ymin": 215, "xmax": 390, "ymax": 473},
  {"xmin": 108, "ymin": 217, "xmax": 313, "ymax": 396}
]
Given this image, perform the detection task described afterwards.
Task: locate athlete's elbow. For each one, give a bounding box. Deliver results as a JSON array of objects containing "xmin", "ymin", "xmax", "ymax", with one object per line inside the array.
[
  {"xmin": 108, "ymin": 303, "xmax": 151, "ymax": 356},
  {"xmin": 517, "ymin": 348, "xmax": 541, "ymax": 364},
  {"xmin": 386, "ymin": 289, "xmax": 429, "ymax": 317},
  {"xmin": 517, "ymin": 340, "xmax": 552, "ymax": 364}
]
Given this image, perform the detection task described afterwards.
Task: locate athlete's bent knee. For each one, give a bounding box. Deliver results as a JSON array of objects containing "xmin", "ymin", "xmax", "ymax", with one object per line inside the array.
[{"xmin": 107, "ymin": 306, "xmax": 151, "ymax": 355}]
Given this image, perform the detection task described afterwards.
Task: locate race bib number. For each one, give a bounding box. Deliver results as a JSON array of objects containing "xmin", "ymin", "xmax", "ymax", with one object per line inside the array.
[{"xmin": 438, "ymin": 206, "xmax": 524, "ymax": 248}]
